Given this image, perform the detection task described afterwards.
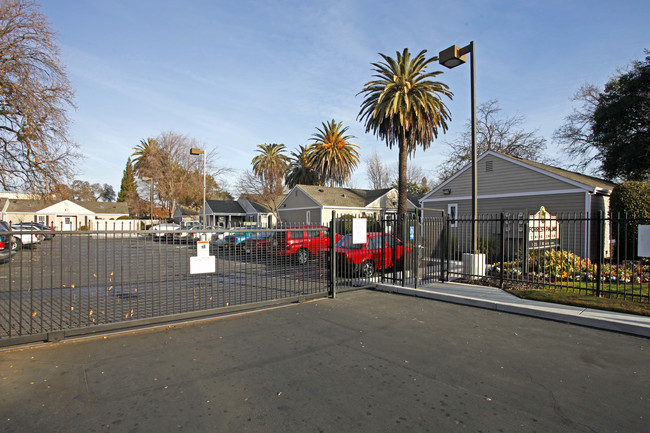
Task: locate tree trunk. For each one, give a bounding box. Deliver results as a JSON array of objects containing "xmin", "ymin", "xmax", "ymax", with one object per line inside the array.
[{"xmin": 397, "ymin": 135, "xmax": 408, "ymax": 228}]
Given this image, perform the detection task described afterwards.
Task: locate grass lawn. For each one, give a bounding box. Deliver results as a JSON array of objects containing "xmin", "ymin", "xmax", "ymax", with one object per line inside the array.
[
  {"xmin": 505, "ymin": 287, "xmax": 650, "ymax": 317},
  {"xmin": 465, "ymin": 277, "xmax": 650, "ymax": 317}
]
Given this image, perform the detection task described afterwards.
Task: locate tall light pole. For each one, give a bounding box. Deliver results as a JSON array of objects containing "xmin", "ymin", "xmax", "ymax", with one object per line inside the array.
[
  {"xmin": 439, "ymin": 41, "xmax": 478, "ymax": 253},
  {"xmin": 142, "ymin": 176, "xmax": 154, "ymax": 226},
  {"xmin": 190, "ymin": 148, "xmax": 206, "ymax": 230}
]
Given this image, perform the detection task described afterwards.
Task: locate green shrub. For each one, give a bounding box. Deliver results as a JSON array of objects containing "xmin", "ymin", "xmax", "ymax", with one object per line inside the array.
[
  {"xmin": 610, "ymin": 181, "xmax": 650, "ymax": 258},
  {"xmin": 79, "ymin": 225, "xmax": 89, "ymax": 231},
  {"xmin": 610, "ymin": 181, "xmax": 650, "ymax": 216}
]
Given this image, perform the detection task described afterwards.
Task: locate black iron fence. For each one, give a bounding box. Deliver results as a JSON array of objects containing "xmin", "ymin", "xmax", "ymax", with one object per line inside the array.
[
  {"xmin": 329, "ymin": 210, "xmax": 649, "ymax": 303},
  {"xmin": 0, "ymin": 226, "xmax": 329, "ymax": 346},
  {"xmin": 330, "ymin": 212, "xmax": 429, "ymax": 291},
  {"xmin": 444, "ymin": 212, "xmax": 650, "ymax": 302},
  {"xmin": 2, "ymin": 212, "xmax": 647, "ymax": 346}
]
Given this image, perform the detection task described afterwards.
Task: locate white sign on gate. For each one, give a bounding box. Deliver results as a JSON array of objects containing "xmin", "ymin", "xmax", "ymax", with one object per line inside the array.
[
  {"xmin": 352, "ymin": 218, "xmax": 367, "ymax": 244},
  {"xmin": 190, "ymin": 241, "xmax": 215, "ymax": 274}
]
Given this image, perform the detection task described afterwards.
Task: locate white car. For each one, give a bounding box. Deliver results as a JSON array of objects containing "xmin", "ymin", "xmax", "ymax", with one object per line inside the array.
[
  {"xmin": 11, "ymin": 225, "xmax": 41, "ymax": 250},
  {"xmin": 173, "ymin": 221, "xmax": 203, "ymax": 242},
  {"xmin": 149, "ymin": 223, "xmax": 181, "ymax": 240}
]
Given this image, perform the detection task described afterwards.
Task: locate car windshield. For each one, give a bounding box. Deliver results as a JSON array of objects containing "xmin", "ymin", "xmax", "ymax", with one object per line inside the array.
[{"xmin": 335, "ymin": 234, "xmax": 364, "ymax": 250}]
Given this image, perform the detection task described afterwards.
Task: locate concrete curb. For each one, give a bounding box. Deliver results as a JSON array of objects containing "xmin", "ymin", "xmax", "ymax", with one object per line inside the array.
[{"xmin": 374, "ymin": 283, "xmax": 650, "ymax": 339}]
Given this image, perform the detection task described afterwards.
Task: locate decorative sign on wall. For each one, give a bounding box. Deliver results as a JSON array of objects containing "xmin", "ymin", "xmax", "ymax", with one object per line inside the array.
[{"xmin": 528, "ymin": 206, "xmax": 560, "ymax": 243}]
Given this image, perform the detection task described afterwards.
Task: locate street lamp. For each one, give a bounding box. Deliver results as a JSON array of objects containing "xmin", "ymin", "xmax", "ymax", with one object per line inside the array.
[
  {"xmin": 142, "ymin": 176, "xmax": 154, "ymax": 226},
  {"xmin": 439, "ymin": 41, "xmax": 478, "ymax": 253},
  {"xmin": 189, "ymin": 147, "xmax": 206, "ymax": 231}
]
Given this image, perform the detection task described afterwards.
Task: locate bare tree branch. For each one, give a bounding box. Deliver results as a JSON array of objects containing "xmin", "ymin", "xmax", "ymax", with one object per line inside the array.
[
  {"xmin": 0, "ymin": 0, "xmax": 80, "ymax": 192},
  {"xmin": 436, "ymin": 100, "xmax": 547, "ymax": 182}
]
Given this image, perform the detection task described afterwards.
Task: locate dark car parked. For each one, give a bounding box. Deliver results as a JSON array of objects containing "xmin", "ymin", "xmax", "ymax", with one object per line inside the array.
[
  {"xmin": 0, "ymin": 220, "xmax": 16, "ymax": 253},
  {"xmin": 0, "ymin": 232, "xmax": 15, "ymax": 263}
]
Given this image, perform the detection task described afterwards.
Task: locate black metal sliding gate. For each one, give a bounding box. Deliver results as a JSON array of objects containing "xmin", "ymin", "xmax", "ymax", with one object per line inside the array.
[
  {"xmin": 0, "ymin": 226, "xmax": 330, "ymax": 346},
  {"xmin": 330, "ymin": 212, "xmax": 446, "ymax": 293}
]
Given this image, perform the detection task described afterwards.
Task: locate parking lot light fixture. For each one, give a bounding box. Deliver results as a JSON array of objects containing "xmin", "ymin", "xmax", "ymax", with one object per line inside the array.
[
  {"xmin": 189, "ymin": 148, "xmax": 207, "ymax": 232},
  {"xmin": 439, "ymin": 41, "xmax": 478, "ymax": 253}
]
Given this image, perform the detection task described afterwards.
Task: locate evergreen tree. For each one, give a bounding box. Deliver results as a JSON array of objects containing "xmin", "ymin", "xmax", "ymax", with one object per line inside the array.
[{"xmin": 117, "ymin": 158, "xmax": 137, "ymax": 202}]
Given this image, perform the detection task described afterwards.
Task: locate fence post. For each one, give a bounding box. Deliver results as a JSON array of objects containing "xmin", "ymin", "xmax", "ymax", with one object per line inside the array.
[
  {"xmin": 401, "ymin": 213, "xmax": 407, "ymax": 287},
  {"xmin": 380, "ymin": 215, "xmax": 385, "ymax": 283},
  {"xmin": 500, "ymin": 213, "xmax": 505, "ymax": 289},
  {"xmin": 443, "ymin": 214, "xmax": 450, "ymax": 282},
  {"xmin": 595, "ymin": 211, "xmax": 603, "ymax": 297},
  {"xmin": 329, "ymin": 211, "xmax": 337, "ymax": 298},
  {"xmin": 414, "ymin": 215, "xmax": 420, "ymax": 289},
  {"xmin": 523, "ymin": 220, "xmax": 529, "ymax": 276}
]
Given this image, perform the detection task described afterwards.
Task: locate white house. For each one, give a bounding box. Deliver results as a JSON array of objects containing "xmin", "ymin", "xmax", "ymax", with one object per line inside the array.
[{"xmin": 0, "ymin": 198, "xmax": 131, "ymax": 230}]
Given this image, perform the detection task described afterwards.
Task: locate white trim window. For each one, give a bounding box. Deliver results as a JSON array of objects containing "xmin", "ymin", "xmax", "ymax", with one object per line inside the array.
[
  {"xmin": 448, "ymin": 204, "xmax": 458, "ymax": 228},
  {"xmin": 305, "ymin": 210, "xmax": 311, "ymax": 224}
]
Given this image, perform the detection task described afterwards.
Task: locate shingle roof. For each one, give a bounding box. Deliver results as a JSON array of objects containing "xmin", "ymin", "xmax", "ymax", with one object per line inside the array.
[
  {"xmin": 297, "ymin": 185, "xmax": 395, "ymax": 208},
  {"xmin": 249, "ymin": 201, "xmax": 274, "ymax": 213},
  {"xmin": 2, "ymin": 199, "xmax": 128, "ymax": 214},
  {"xmin": 205, "ymin": 200, "xmax": 246, "ymax": 214},
  {"xmin": 176, "ymin": 205, "xmax": 199, "ymax": 216}
]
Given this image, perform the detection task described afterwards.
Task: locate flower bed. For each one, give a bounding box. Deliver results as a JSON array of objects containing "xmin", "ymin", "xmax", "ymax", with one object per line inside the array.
[{"xmin": 491, "ymin": 249, "xmax": 650, "ymax": 284}]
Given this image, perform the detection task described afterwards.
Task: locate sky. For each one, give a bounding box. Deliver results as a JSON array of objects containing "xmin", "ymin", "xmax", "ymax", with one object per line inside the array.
[{"xmin": 38, "ymin": 0, "xmax": 649, "ymax": 194}]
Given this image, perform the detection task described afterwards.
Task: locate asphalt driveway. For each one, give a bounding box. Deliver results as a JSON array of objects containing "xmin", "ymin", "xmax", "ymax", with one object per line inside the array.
[{"xmin": 1, "ymin": 290, "xmax": 648, "ymax": 432}]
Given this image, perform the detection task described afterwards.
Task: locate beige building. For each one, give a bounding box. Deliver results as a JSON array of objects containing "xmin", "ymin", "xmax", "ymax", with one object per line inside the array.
[
  {"xmin": 0, "ymin": 198, "xmax": 130, "ymax": 230},
  {"xmin": 278, "ymin": 185, "xmax": 418, "ymax": 225}
]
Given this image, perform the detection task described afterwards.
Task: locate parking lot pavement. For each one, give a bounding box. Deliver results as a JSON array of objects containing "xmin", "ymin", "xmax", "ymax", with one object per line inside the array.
[{"xmin": 1, "ymin": 289, "xmax": 648, "ymax": 433}]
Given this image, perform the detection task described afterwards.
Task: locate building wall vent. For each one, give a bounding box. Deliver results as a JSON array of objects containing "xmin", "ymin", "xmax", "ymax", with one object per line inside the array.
[{"xmin": 486, "ymin": 160, "xmax": 493, "ymax": 172}]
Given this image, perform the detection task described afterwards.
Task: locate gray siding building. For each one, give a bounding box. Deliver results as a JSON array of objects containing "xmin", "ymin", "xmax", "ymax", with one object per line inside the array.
[{"xmin": 420, "ymin": 151, "xmax": 616, "ymax": 259}]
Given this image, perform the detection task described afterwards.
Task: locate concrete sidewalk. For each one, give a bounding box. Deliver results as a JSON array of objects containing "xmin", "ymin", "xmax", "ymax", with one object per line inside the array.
[{"xmin": 375, "ymin": 281, "xmax": 650, "ymax": 338}]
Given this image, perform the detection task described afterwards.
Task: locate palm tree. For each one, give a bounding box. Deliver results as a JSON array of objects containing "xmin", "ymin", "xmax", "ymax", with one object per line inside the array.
[
  {"xmin": 131, "ymin": 137, "xmax": 158, "ymax": 177},
  {"xmin": 251, "ymin": 143, "xmax": 289, "ymax": 194},
  {"xmin": 358, "ymin": 48, "xmax": 452, "ymax": 219},
  {"xmin": 308, "ymin": 119, "xmax": 360, "ymax": 187},
  {"xmin": 285, "ymin": 145, "xmax": 320, "ymax": 188}
]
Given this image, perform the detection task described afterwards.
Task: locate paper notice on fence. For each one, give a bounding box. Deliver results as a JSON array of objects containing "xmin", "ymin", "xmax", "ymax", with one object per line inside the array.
[
  {"xmin": 197, "ymin": 241, "xmax": 210, "ymax": 258},
  {"xmin": 352, "ymin": 218, "xmax": 367, "ymax": 244},
  {"xmin": 190, "ymin": 256, "xmax": 215, "ymax": 274}
]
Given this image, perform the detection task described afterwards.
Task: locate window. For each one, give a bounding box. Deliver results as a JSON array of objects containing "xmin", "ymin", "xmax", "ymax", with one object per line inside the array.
[
  {"xmin": 289, "ymin": 230, "xmax": 304, "ymax": 239},
  {"xmin": 306, "ymin": 211, "xmax": 311, "ymax": 224},
  {"xmin": 368, "ymin": 236, "xmax": 382, "ymax": 249},
  {"xmin": 448, "ymin": 204, "xmax": 458, "ymax": 228}
]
